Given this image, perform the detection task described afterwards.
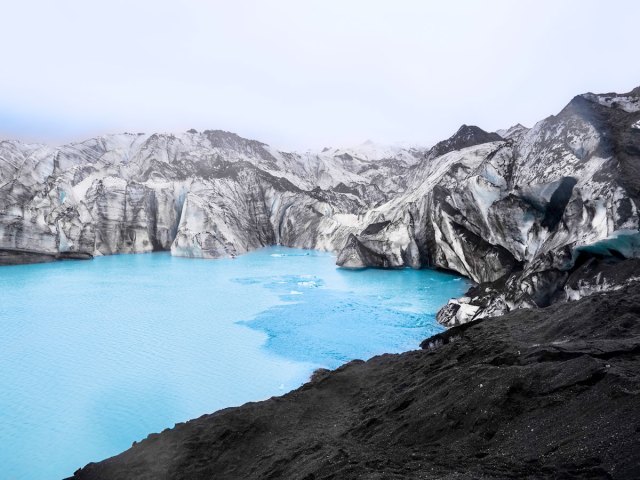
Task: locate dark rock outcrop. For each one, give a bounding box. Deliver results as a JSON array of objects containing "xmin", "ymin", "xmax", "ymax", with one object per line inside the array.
[
  {"xmin": 427, "ymin": 124, "xmax": 503, "ymax": 161},
  {"xmin": 69, "ymin": 280, "xmax": 640, "ymax": 480},
  {"xmin": 335, "ymin": 233, "xmax": 394, "ymax": 268}
]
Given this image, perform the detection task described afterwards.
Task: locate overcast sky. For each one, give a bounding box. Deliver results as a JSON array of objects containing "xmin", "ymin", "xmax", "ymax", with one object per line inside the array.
[{"xmin": 1, "ymin": 0, "xmax": 638, "ymax": 150}]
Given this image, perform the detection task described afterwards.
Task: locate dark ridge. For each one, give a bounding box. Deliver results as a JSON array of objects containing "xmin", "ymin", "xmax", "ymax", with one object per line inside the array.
[
  {"xmin": 338, "ymin": 233, "xmax": 393, "ymax": 268},
  {"xmin": 332, "ymin": 182, "xmax": 360, "ymax": 196},
  {"xmin": 335, "ymin": 152, "xmax": 354, "ymax": 161},
  {"xmin": 566, "ymin": 257, "xmax": 640, "ymax": 291},
  {"xmin": 427, "ymin": 124, "xmax": 503, "ymax": 160},
  {"xmin": 200, "ymin": 130, "xmax": 281, "ymax": 168},
  {"xmin": 361, "ymin": 220, "xmax": 391, "ymax": 235},
  {"xmin": 69, "ymin": 282, "xmax": 640, "ymax": 480},
  {"xmin": 202, "ymin": 129, "xmax": 268, "ymax": 147},
  {"xmin": 449, "ymin": 221, "xmax": 522, "ymax": 278}
]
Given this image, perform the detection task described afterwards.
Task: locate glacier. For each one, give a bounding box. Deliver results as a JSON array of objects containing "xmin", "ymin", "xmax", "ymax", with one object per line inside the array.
[{"xmin": 1, "ymin": 87, "xmax": 639, "ymax": 324}]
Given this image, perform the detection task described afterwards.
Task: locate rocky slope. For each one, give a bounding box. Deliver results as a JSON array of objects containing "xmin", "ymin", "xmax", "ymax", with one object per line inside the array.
[{"xmin": 68, "ymin": 278, "xmax": 640, "ymax": 480}]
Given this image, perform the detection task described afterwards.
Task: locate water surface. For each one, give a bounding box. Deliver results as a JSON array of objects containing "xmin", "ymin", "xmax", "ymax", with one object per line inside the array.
[{"xmin": 0, "ymin": 247, "xmax": 468, "ymax": 479}]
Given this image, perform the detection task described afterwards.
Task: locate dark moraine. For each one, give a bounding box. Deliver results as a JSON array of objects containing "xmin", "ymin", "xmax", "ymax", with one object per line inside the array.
[
  {"xmin": 0, "ymin": 248, "xmax": 93, "ymax": 266},
  {"xmin": 69, "ymin": 282, "xmax": 640, "ymax": 480}
]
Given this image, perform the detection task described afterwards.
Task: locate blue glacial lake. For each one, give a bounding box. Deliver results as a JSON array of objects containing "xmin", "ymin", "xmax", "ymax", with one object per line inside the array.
[{"xmin": 0, "ymin": 247, "xmax": 468, "ymax": 480}]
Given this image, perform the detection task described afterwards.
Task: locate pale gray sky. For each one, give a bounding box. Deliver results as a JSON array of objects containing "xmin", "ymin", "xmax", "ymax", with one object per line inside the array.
[{"xmin": 1, "ymin": 0, "xmax": 638, "ymax": 150}]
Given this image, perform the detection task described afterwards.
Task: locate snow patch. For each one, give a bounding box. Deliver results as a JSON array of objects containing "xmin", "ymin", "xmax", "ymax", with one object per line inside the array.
[{"xmin": 332, "ymin": 213, "xmax": 360, "ymax": 227}]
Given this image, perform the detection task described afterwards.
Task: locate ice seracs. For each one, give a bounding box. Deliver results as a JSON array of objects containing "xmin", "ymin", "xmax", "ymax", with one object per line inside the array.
[
  {"xmin": 0, "ymin": 131, "xmax": 418, "ymax": 264},
  {"xmin": 334, "ymin": 87, "xmax": 640, "ymax": 324}
]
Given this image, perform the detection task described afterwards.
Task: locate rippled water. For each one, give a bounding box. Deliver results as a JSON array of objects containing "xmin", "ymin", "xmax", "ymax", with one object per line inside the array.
[{"xmin": 0, "ymin": 247, "xmax": 468, "ymax": 480}]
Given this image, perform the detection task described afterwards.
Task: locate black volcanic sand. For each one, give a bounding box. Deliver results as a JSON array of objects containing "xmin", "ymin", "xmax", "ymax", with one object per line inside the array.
[{"xmin": 70, "ymin": 285, "xmax": 640, "ymax": 480}]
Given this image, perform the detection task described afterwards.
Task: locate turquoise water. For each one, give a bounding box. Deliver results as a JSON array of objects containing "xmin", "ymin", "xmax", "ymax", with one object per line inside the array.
[{"xmin": 0, "ymin": 247, "xmax": 468, "ymax": 480}]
